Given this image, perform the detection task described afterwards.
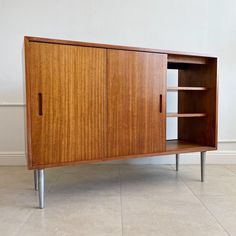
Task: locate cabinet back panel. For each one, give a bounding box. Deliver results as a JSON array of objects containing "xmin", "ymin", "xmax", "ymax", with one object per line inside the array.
[
  {"xmin": 26, "ymin": 42, "xmax": 106, "ymax": 166},
  {"xmin": 107, "ymin": 50, "xmax": 167, "ymax": 157}
]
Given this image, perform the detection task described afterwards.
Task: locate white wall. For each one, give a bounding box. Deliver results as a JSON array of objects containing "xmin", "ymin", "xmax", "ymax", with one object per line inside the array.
[{"xmin": 0, "ymin": 0, "xmax": 236, "ymax": 165}]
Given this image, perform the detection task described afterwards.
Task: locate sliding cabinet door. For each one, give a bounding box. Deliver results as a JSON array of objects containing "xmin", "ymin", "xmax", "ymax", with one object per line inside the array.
[
  {"xmin": 106, "ymin": 50, "xmax": 167, "ymax": 158},
  {"xmin": 26, "ymin": 42, "xmax": 106, "ymax": 168}
]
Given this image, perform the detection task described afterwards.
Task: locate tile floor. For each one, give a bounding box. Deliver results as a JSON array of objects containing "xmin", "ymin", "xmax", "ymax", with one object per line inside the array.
[{"xmin": 1, "ymin": 164, "xmax": 236, "ymax": 236}]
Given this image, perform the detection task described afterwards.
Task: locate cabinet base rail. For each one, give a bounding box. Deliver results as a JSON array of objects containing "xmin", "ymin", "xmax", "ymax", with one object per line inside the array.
[{"xmin": 33, "ymin": 151, "xmax": 206, "ymax": 209}]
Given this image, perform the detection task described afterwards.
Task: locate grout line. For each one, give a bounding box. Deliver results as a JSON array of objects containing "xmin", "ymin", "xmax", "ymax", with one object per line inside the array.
[
  {"xmin": 176, "ymin": 166, "xmax": 231, "ymax": 236},
  {"xmin": 13, "ymin": 209, "xmax": 35, "ymax": 236},
  {"xmin": 13, "ymin": 171, "xmax": 61, "ymax": 235},
  {"xmin": 119, "ymin": 166, "xmax": 124, "ymax": 236}
]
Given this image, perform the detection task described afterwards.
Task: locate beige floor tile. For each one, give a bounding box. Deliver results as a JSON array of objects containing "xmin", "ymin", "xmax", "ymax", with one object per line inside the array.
[
  {"xmin": 121, "ymin": 195, "xmax": 228, "ymax": 236},
  {"xmin": 0, "ymin": 166, "xmax": 61, "ymax": 194},
  {"xmin": 1, "ymin": 165, "xmax": 236, "ymax": 236},
  {"xmin": 120, "ymin": 165, "xmax": 191, "ymax": 197},
  {"xmin": 16, "ymin": 196, "xmax": 122, "ymax": 236},
  {"xmin": 177, "ymin": 165, "xmax": 236, "ymax": 197},
  {"xmin": 173, "ymin": 164, "xmax": 236, "ymax": 180},
  {"xmin": 0, "ymin": 166, "xmax": 32, "ymax": 189},
  {"xmin": 48, "ymin": 165, "xmax": 120, "ymax": 198},
  {"xmin": 197, "ymin": 195, "xmax": 236, "ymax": 236},
  {"xmin": 60, "ymin": 164, "xmax": 120, "ymax": 175},
  {"xmin": 0, "ymin": 167, "xmax": 61, "ymax": 235},
  {"xmin": 0, "ymin": 188, "xmax": 35, "ymax": 235},
  {"xmin": 225, "ymin": 165, "xmax": 236, "ymax": 173}
]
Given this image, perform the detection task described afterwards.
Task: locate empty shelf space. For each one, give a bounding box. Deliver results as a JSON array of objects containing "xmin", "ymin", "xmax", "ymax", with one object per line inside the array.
[
  {"xmin": 167, "ymin": 113, "xmax": 206, "ymax": 118},
  {"xmin": 167, "ymin": 87, "xmax": 207, "ymax": 91},
  {"xmin": 166, "ymin": 139, "xmax": 215, "ymax": 153}
]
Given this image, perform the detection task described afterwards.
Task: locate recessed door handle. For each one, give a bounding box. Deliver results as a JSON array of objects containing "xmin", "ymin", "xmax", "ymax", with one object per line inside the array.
[
  {"xmin": 38, "ymin": 93, "xmax": 43, "ymax": 116},
  {"xmin": 160, "ymin": 94, "xmax": 162, "ymax": 113}
]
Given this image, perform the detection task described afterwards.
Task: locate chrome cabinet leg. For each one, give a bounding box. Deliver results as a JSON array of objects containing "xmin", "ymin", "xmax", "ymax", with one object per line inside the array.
[
  {"xmin": 201, "ymin": 152, "xmax": 206, "ymax": 182},
  {"xmin": 34, "ymin": 170, "xmax": 39, "ymax": 191},
  {"xmin": 176, "ymin": 154, "xmax": 179, "ymax": 171},
  {"xmin": 38, "ymin": 169, "xmax": 45, "ymax": 209}
]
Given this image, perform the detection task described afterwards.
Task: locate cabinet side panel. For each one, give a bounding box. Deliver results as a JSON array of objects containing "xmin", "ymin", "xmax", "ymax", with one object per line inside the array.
[
  {"xmin": 178, "ymin": 59, "xmax": 217, "ymax": 147},
  {"xmin": 24, "ymin": 37, "xmax": 33, "ymax": 168},
  {"xmin": 27, "ymin": 42, "xmax": 106, "ymax": 167},
  {"xmin": 107, "ymin": 50, "xmax": 167, "ymax": 158}
]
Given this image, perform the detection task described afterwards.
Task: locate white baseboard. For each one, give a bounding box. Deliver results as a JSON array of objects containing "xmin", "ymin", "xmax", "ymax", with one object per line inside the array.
[
  {"xmin": 0, "ymin": 151, "xmax": 236, "ymax": 166},
  {"xmin": 150, "ymin": 151, "xmax": 236, "ymax": 164},
  {"xmin": 0, "ymin": 152, "xmax": 26, "ymax": 166}
]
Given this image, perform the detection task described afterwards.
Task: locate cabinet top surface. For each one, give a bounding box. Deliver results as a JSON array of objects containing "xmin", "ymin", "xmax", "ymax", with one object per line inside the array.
[{"xmin": 25, "ymin": 36, "xmax": 217, "ymax": 59}]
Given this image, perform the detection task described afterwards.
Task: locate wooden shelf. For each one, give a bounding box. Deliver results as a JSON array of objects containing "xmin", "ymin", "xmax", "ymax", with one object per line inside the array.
[
  {"xmin": 166, "ymin": 140, "xmax": 215, "ymax": 153},
  {"xmin": 167, "ymin": 113, "xmax": 206, "ymax": 118},
  {"xmin": 167, "ymin": 87, "xmax": 207, "ymax": 91}
]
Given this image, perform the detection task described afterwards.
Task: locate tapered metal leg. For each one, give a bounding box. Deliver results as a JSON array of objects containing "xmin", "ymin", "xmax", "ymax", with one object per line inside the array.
[
  {"xmin": 201, "ymin": 152, "xmax": 206, "ymax": 182},
  {"xmin": 38, "ymin": 169, "xmax": 45, "ymax": 209},
  {"xmin": 176, "ymin": 154, "xmax": 179, "ymax": 171},
  {"xmin": 34, "ymin": 170, "xmax": 39, "ymax": 191}
]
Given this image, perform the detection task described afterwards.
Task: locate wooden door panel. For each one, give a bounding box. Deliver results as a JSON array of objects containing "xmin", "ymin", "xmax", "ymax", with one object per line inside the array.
[
  {"xmin": 27, "ymin": 42, "xmax": 106, "ymax": 167},
  {"xmin": 107, "ymin": 50, "xmax": 167, "ymax": 158}
]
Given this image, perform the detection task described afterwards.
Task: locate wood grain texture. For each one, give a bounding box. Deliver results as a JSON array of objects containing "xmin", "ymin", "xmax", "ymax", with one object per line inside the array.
[
  {"xmin": 26, "ymin": 42, "xmax": 106, "ymax": 167},
  {"xmin": 168, "ymin": 55, "xmax": 209, "ymax": 64},
  {"xmin": 24, "ymin": 36, "xmax": 218, "ymax": 169},
  {"xmin": 166, "ymin": 140, "xmax": 215, "ymax": 153},
  {"xmin": 25, "ymin": 36, "xmax": 217, "ymax": 59},
  {"xmin": 30, "ymin": 139, "xmax": 216, "ymax": 169},
  {"xmin": 178, "ymin": 59, "xmax": 218, "ymax": 147},
  {"xmin": 24, "ymin": 37, "xmax": 33, "ymax": 168},
  {"xmin": 106, "ymin": 50, "xmax": 167, "ymax": 158}
]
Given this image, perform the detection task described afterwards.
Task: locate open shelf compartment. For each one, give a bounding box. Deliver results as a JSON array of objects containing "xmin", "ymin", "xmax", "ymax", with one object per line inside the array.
[
  {"xmin": 166, "ymin": 139, "xmax": 216, "ymax": 153},
  {"xmin": 166, "ymin": 56, "xmax": 217, "ymax": 149}
]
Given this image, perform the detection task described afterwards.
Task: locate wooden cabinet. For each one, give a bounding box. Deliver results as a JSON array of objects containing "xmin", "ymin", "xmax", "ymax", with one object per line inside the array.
[
  {"xmin": 25, "ymin": 36, "xmax": 218, "ymax": 208},
  {"xmin": 25, "ymin": 37, "xmax": 218, "ymax": 168},
  {"xmin": 107, "ymin": 50, "xmax": 166, "ymax": 157}
]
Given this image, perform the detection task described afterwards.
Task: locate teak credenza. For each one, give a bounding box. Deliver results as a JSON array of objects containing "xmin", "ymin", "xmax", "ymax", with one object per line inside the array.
[{"xmin": 24, "ymin": 36, "xmax": 218, "ymax": 209}]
